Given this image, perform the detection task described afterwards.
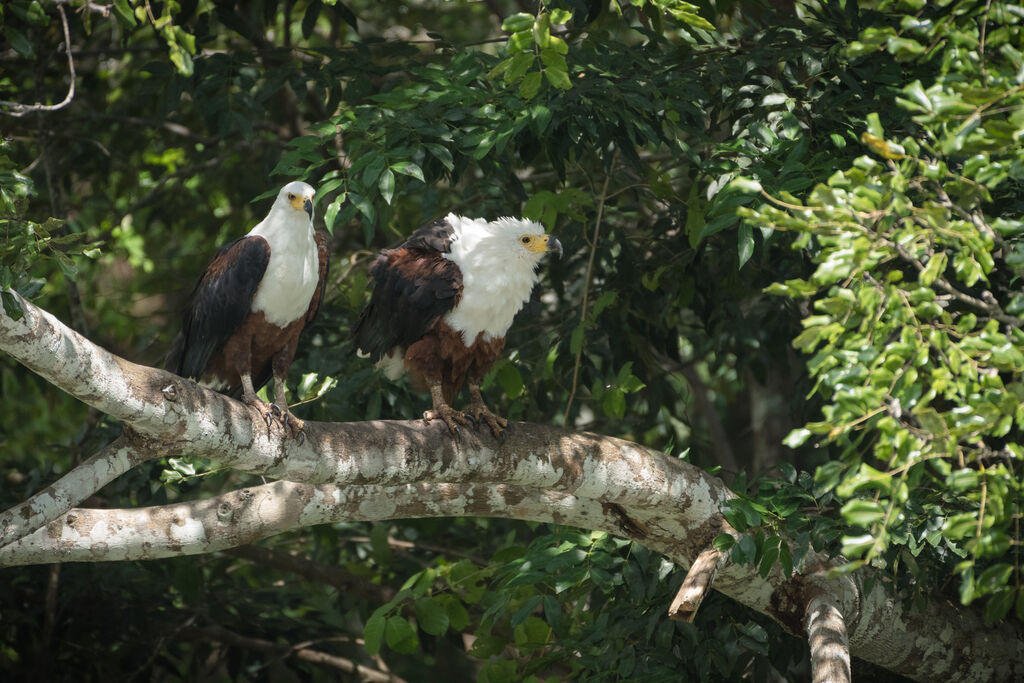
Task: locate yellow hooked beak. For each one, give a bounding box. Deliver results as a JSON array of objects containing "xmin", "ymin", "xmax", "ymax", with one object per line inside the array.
[
  {"xmin": 288, "ymin": 192, "xmax": 315, "ymax": 219},
  {"xmin": 523, "ymin": 234, "xmax": 563, "ymax": 257}
]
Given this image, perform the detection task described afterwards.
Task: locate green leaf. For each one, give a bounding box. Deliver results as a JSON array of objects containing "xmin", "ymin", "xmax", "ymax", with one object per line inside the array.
[
  {"xmin": 497, "ymin": 362, "xmax": 524, "ymax": 399},
  {"xmin": 504, "ymin": 52, "xmax": 535, "ymax": 83},
  {"xmin": 378, "ymin": 169, "xmax": 395, "ymax": 205},
  {"xmin": 440, "ymin": 595, "xmax": 469, "ymax": 631},
  {"xmin": 533, "ymin": 13, "xmax": 551, "ymax": 48},
  {"xmin": 674, "ymin": 10, "xmax": 714, "ymax": 31},
  {"xmin": 502, "ymin": 12, "xmax": 535, "ymax": 33},
  {"xmin": 919, "ymin": 252, "xmax": 946, "ymax": 286},
  {"xmin": 364, "ymin": 612, "xmax": 386, "ymax": 655},
  {"xmin": 324, "ymin": 192, "xmax": 347, "ymax": 234},
  {"xmin": 539, "ymin": 49, "xmax": 565, "ymax": 71},
  {"xmin": 5, "ymin": 27, "xmax": 34, "ymax": 58},
  {"xmin": 603, "ymin": 387, "xmax": 626, "ymax": 419},
  {"xmin": 778, "ymin": 541, "xmax": 793, "ymax": 578},
  {"xmin": 738, "ymin": 223, "xmax": 754, "ymax": 269},
  {"xmin": 841, "ymin": 499, "xmax": 885, "ymax": 527},
  {"xmin": 508, "ymin": 29, "xmax": 533, "ymax": 54},
  {"xmin": 985, "ymin": 589, "xmax": 1014, "ymax": 623},
  {"xmin": 480, "ymin": 659, "xmax": 517, "ymax": 683},
  {"xmin": 302, "ymin": 1, "xmax": 322, "ymax": 39},
  {"xmin": 414, "ymin": 597, "xmax": 450, "ymax": 636},
  {"xmin": 1, "ymin": 290, "xmax": 25, "ymax": 321},
  {"xmin": 544, "ymin": 66, "xmax": 572, "ymax": 90},
  {"xmin": 510, "ymin": 594, "xmax": 543, "ymax": 627},
  {"xmin": 728, "ymin": 177, "xmax": 762, "ymax": 194},
  {"xmin": 424, "ymin": 143, "xmax": 454, "ymax": 172},
  {"xmin": 384, "ymin": 616, "xmax": 419, "ymax": 654},
  {"xmin": 550, "ymin": 8, "xmax": 572, "ymax": 24},
  {"xmin": 783, "ymin": 428, "xmax": 812, "ymax": 448},
  {"xmin": 591, "ymin": 291, "xmax": 617, "ymax": 319},
  {"xmin": 570, "ymin": 323, "xmax": 584, "ymax": 356},
  {"xmin": 519, "ymin": 72, "xmax": 543, "ymax": 100},
  {"xmin": 712, "ymin": 533, "xmax": 735, "ymax": 552},
  {"xmin": 469, "ymin": 634, "xmax": 506, "ymax": 658},
  {"xmin": 390, "ymin": 161, "xmax": 424, "ymax": 183}
]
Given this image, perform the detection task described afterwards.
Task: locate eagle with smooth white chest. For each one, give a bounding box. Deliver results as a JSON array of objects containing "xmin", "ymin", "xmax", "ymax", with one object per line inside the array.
[
  {"xmin": 167, "ymin": 181, "xmax": 329, "ymax": 438},
  {"xmin": 352, "ymin": 213, "xmax": 561, "ymax": 437}
]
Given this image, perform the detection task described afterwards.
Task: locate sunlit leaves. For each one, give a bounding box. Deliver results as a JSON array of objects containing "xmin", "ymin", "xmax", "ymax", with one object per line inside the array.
[
  {"xmin": 742, "ymin": 0, "xmax": 1024, "ymax": 619},
  {"xmin": 491, "ymin": 9, "xmax": 573, "ymax": 100}
]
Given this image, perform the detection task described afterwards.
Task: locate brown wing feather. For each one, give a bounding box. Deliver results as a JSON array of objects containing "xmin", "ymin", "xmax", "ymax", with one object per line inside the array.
[
  {"xmin": 352, "ymin": 219, "xmax": 463, "ymax": 362},
  {"xmin": 306, "ymin": 231, "xmax": 331, "ymax": 324}
]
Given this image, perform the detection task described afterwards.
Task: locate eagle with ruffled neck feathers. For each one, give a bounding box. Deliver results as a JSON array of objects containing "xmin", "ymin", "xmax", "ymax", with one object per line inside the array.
[{"xmin": 353, "ymin": 213, "xmax": 561, "ymax": 436}]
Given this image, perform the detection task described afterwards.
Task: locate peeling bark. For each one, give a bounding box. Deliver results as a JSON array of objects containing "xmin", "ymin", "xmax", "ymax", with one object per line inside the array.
[{"xmin": 2, "ymin": 290, "xmax": 1023, "ymax": 682}]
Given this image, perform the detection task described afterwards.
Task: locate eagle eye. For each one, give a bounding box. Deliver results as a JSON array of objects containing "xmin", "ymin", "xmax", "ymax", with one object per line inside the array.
[
  {"xmin": 520, "ymin": 236, "xmax": 531, "ymax": 244},
  {"xmin": 287, "ymin": 193, "xmax": 295, "ymax": 200}
]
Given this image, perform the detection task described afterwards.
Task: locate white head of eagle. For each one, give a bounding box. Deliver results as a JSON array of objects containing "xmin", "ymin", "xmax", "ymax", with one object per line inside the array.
[
  {"xmin": 352, "ymin": 213, "xmax": 562, "ymax": 437},
  {"xmin": 167, "ymin": 180, "xmax": 329, "ymax": 439}
]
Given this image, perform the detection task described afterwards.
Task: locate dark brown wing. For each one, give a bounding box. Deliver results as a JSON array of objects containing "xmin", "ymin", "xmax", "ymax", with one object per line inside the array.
[
  {"xmin": 352, "ymin": 218, "xmax": 462, "ymax": 362},
  {"xmin": 306, "ymin": 231, "xmax": 331, "ymax": 324},
  {"xmin": 168, "ymin": 236, "xmax": 270, "ymax": 380}
]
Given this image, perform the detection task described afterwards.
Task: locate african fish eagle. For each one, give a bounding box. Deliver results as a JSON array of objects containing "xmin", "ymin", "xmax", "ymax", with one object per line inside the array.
[
  {"xmin": 352, "ymin": 214, "xmax": 561, "ymax": 436},
  {"xmin": 167, "ymin": 181, "xmax": 329, "ymax": 437}
]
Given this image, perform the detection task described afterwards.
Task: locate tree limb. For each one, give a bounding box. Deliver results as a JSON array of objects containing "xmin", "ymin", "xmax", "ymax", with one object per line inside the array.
[
  {"xmin": 0, "ymin": 435, "xmax": 160, "ymax": 547},
  {"xmin": 2, "ymin": 289, "xmax": 1023, "ymax": 682},
  {"xmin": 805, "ymin": 593, "xmax": 851, "ymax": 683}
]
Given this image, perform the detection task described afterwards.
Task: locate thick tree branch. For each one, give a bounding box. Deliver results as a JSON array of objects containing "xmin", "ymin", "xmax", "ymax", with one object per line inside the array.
[
  {"xmin": 806, "ymin": 593, "xmax": 851, "ymax": 683},
  {"xmin": 0, "ymin": 482, "xmax": 642, "ymax": 565},
  {"xmin": 0, "ymin": 435, "xmax": 160, "ymax": 547},
  {"xmin": 2, "ymin": 290, "xmax": 1023, "ymax": 682}
]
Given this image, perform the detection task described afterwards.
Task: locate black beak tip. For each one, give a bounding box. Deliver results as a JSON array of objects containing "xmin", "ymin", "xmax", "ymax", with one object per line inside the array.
[
  {"xmin": 303, "ymin": 198, "xmax": 314, "ymax": 220},
  {"xmin": 549, "ymin": 236, "xmax": 563, "ymax": 258}
]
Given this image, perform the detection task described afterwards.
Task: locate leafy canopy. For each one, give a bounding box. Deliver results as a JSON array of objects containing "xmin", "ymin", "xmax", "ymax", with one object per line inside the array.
[{"xmin": 1, "ymin": 0, "xmax": 1022, "ymax": 680}]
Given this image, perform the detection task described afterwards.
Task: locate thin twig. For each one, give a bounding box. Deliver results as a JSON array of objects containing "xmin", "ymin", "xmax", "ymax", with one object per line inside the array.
[
  {"xmin": 884, "ymin": 236, "xmax": 1024, "ymax": 328},
  {"xmin": 979, "ymin": 0, "xmax": 994, "ymax": 87},
  {"xmin": 562, "ymin": 150, "xmax": 617, "ymax": 426},
  {"xmin": 179, "ymin": 625, "xmax": 407, "ymax": 682},
  {"xmin": 0, "ymin": 5, "xmax": 76, "ymax": 117}
]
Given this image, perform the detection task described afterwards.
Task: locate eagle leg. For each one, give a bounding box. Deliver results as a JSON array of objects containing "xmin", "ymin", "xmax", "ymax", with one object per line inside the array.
[
  {"xmin": 271, "ymin": 374, "xmax": 306, "ymax": 444},
  {"xmin": 240, "ymin": 372, "xmax": 276, "ymax": 432},
  {"xmin": 467, "ymin": 383, "xmax": 508, "ymax": 439},
  {"xmin": 423, "ymin": 382, "xmax": 469, "ymax": 435}
]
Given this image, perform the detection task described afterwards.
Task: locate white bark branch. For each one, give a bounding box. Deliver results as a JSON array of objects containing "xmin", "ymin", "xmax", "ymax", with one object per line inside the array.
[
  {"xmin": 0, "ymin": 481, "xmax": 649, "ymax": 565},
  {"xmin": 668, "ymin": 547, "xmax": 724, "ymax": 622},
  {"xmin": 2, "ymin": 289, "xmax": 1023, "ymax": 682},
  {"xmin": 806, "ymin": 593, "xmax": 851, "ymax": 683},
  {"xmin": 0, "ymin": 435, "xmax": 159, "ymax": 547}
]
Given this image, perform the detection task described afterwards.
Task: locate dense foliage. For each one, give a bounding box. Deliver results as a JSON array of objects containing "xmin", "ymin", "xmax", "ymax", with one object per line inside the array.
[{"xmin": 1, "ymin": 0, "xmax": 1020, "ymax": 680}]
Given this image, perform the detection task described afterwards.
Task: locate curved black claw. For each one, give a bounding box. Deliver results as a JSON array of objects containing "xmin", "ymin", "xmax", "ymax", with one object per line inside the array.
[
  {"xmin": 498, "ymin": 421, "xmax": 514, "ymax": 444},
  {"xmin": 423, "ymin": 408, "xmax": 466, "ymax": 438},
  {"xmin": 277, "ymin": 408, "xmax": 307, "ymax": 444}
]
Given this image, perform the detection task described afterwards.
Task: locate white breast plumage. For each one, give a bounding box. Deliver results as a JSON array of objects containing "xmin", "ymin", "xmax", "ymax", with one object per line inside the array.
[{"xmin": 248, "ymin": 213, "xmax": 319, "ymax": 327}]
